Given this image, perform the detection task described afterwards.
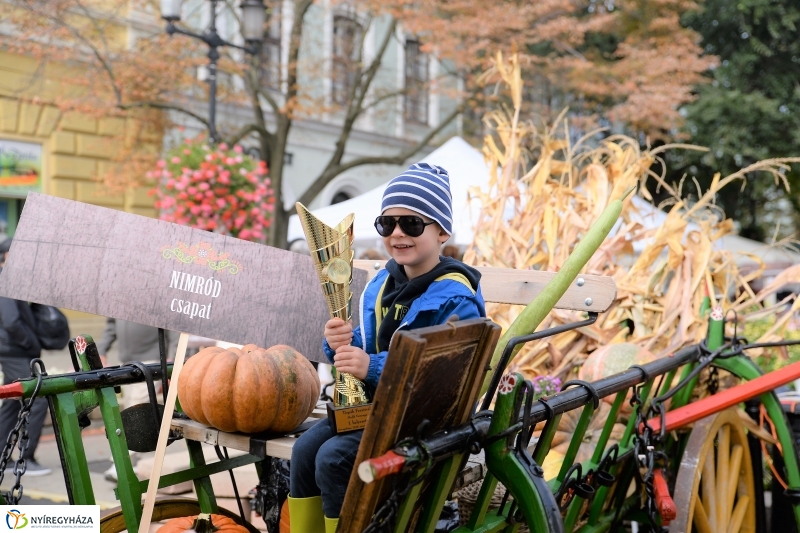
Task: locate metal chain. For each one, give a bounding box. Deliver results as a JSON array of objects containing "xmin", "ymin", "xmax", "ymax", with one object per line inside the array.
[
  {"xmin": 0, "ymin": 360, "xmax": 45, "ymax": 505},
  {"xmin": 362, "ymin": 442, "xmax": 433, "ymax": 533},
  {"xmin": 706, "ymin": 365, "xmax": 719, "ymax": 395},
  {"xmin": 630, "ymin": 382, "xmax": 670, "ymax": 532}
]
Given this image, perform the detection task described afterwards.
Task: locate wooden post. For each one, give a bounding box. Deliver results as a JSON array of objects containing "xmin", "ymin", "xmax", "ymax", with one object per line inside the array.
[{"xmin": 138, "ymin": 332, "xmax": 190, "ymax": 533}]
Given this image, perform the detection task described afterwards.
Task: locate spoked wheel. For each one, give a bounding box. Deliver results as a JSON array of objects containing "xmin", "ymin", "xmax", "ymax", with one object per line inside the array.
[
  {"xmin": 669, "ymin": 408, "xmax": 756, "ymax": 533},
  {"xmin": 99, "ymin": 497, "xmax": 261, "ymax": 533}
]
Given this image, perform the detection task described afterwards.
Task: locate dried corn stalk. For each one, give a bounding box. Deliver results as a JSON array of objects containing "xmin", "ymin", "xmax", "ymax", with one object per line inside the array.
[{"xmin": 464, "ymin": 52, "xmax": 800, "ymax": 380}]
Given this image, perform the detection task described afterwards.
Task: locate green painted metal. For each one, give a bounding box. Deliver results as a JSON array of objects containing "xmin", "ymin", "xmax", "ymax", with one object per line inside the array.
[
  {"xmin": 577, "ymin": 495, "xmax": 638, "ymax": 533},
  {"xmin": 453, "ymin": 511, "xmax": 513, "ymax": 533},
  {"xmin": 556, "ymin": 404, "xmax": 595, "ymax": 483},
  {"xmin": 50, "ymin": 391, "xmax": 95, "ymax": 505},
  {"xmin": 620, "ymin": 381, "xmax": 653, "ymax": 447},
  {"xmin": 464, "ymin": 472, "xmax": 500, "ymax": 530},
  {"xmin": 416, "ymin": 454, "xmax": 467, "ymax": 533},
  {"xmin": 137, "ymin": 454, "xmax": 262, "ymax": 493},
  {"xmin": 674, "ymin": 308, "xmax": 724, "ymax": 408},
  {"xmin": 657, "ymin": 369, "xmax": 675, "ymax": 397},
  {"xmin": 392, "ymin": 470, "xmax": 425, "ymax": 532},
  {"xmin": 6, "ymin": 365, "xmax": 172, "ymax": 399},
  {"xmin": 532, "ymin": 414, "xmax": 562, "ymax": 466},
  {"xmin": 186, "ymin": 439, "xmax": 218, "ymax": 514},
  {"xmin": 484, "ymin": 374, "xmax": 555, "ymax": 532},
  {"xmin": 74, "ymin": 335, "xmax": 97, "ymax": 370},
  {"xmin": 97, "ymin": 386, "xmax": 140, "ymax": 531}
]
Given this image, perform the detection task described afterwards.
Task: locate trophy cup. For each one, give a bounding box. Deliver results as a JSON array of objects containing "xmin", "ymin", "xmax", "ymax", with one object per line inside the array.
[{"xmin": 296, "ymin": 202, "xmax": 372, "ymax": 433}]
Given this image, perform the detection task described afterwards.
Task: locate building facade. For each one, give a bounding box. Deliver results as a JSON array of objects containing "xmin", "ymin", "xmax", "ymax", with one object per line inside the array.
[{"xmin": 0, "ymin": 1, "xmax": 462, "ymax": 238}]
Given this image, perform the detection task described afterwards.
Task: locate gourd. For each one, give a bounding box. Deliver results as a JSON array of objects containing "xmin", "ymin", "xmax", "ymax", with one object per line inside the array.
[
  {"xmin": 178, "ymin": 344, "xmax": 320, "ymax": 433},
  {"xmin": 158, "ymin": 513, "xmax": 248, "ymax": 533},
  {"xmin": 578, "ymin": 342, "xmax": 656, "ymax": 414}
]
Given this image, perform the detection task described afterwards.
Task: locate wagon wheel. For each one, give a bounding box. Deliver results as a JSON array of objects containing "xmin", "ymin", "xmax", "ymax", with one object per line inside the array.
[
  {"xmin": 99, "ymin": 497, "xmax": 261, "ymax": 533},
  {"xmin": 669, "ymin": 408, "xmax": 756, "ymax": 533}
]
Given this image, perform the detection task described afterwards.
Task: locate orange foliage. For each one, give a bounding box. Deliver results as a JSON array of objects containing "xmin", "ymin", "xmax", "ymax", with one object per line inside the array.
[{"xmin": 1, "ymin": 0, "xmax": 713, "ymax": 205}]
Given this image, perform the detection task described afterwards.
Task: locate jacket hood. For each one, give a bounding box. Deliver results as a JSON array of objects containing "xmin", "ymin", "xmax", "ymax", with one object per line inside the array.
[{"xmin": 384, "ymin": 256, "xmax": 481, "ymax": 291}]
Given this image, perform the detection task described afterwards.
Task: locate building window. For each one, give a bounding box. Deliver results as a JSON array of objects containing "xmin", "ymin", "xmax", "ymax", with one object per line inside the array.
[
  {"xmin": 260, "ymin": 3, "xmax": 282, "ymax": 89},
  {"xmin": 404, "ymin": 39, "xmax": 428, "ymax": 124},
  {"xmin": 332, "ymin": 15, "xmax": 362, "ymax": 105},
  {"xmin": 331, "ymin": 191, "xmax": 352, "ymax": 204}
]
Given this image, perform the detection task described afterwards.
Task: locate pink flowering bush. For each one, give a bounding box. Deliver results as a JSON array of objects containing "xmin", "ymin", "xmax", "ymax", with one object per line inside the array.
[{"xmin": 150, "ymin": 135, "xmax": 274, "ymax": 241}]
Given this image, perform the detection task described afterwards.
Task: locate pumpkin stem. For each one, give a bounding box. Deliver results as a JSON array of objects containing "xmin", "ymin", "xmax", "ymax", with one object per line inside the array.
[{"xmin": 189, "ymin": 513, "xmax": 220, "ymax": 533}]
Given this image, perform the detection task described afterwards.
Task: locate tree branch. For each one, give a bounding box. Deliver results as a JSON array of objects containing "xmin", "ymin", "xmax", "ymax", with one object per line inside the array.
[
  {"xmin": 119, "ymin": 102, "xmax": 210, "ymax": 127},
  {"xmin": 17, "ymin": 0, "xmax": 125, "ymax": 106},
  {"xmin": 296, "ymin": 101, "xmax": 465, "ymax": 207},
  {"xmin": 323, "ymin": 18, "xmax": 398, "ymax": 180},
  {"xmin": 226, "ymin": 122, "xmax": 272, "ymax": 145},
  {"xmin": 257, "ymin": 87, "xmax": 282, "ymax": 116}
]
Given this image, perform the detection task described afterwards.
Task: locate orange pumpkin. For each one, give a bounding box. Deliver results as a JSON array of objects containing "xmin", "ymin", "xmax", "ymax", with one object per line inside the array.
[
  {"xmin": 578, "ymin": 342, "xmax": 656, "ymax": 413},
  {"xmin": 178, "ymin": 344, "xmax": 320, "ymax": 433},
  {"xmin": 158, "ymin": 513, "xmax": 248, "ymax": 533}
]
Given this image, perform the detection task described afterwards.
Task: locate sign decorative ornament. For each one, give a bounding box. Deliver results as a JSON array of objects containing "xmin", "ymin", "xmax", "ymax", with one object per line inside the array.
[{"xmin": 160, "ymin": 241, "xmax": 242, "ymax": 274}]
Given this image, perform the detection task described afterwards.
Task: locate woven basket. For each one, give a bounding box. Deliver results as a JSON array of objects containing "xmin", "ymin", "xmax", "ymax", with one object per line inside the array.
[{"xmin": 454, "ymin": 479, "xmax": 530, "ymax": 533}]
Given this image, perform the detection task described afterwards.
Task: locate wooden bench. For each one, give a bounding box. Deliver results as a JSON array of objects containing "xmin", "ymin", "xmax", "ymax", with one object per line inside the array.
[{"xmin": 168, "ymin": 264, "xmax": 617, "ymax": 529}]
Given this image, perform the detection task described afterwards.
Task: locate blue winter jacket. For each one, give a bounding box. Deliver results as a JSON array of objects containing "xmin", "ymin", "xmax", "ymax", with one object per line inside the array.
[{"xmin": 323, "ymin": 267, "xmax": 486, "ymax": 395}]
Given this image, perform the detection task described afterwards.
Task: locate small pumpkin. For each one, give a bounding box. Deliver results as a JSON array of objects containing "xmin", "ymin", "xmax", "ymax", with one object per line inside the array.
[
  {"xmin": 178, "ymin": 344, "xmax": 320, "ymax": 433},
  {"xmin": 279, "ymin": 498, "xmax": 290, "ymax": 533},
  {"xmin": 578, "ymin": 342, "xmax": 656, "ymax": 414},
  {"xmin": 158, "ymin": 513, "xmax": 248, "ymax": 533}
]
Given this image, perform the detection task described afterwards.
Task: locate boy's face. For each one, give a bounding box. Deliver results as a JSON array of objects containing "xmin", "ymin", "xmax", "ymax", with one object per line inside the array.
[{"xmin": 381, "ymin": 207, "xmax": 449, "ymax": 278}]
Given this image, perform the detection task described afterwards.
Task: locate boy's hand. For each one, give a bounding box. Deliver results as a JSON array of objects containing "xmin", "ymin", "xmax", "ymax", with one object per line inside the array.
[
  {"xmin": 333, "ymin": 345, "xmax": 370, "ymax": 381},
  {"xmin": 325, "ymin": 318, "xmax": 353, "ymax": 351}
]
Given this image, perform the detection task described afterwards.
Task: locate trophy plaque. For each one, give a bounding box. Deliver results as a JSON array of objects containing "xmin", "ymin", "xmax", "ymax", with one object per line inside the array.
[{"xmin": 296, "ymin": 203, "xmax": 372, "ymax": 433}]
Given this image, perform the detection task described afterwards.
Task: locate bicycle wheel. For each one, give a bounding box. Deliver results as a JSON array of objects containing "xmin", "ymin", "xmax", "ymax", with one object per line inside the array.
[
  {"xmin": 669, "ymin": 408, "xmax": 756, "ymax": 533},
  {"xmin": 99, "ymin": 497, "xmax": 261, "ymax": 533}
]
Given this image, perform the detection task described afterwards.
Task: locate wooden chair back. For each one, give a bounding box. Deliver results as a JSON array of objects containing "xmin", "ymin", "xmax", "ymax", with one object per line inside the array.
[{"xmin": 338, "ymin": 318, "xmax": 501, "ymax": 532}]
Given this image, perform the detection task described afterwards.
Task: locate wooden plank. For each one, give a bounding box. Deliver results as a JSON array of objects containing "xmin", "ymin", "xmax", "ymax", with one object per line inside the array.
[
  {"xmin": 171, "ymin": 417, "xmax": 310, "ymax": 460},
  {"xmin": 338, "ymin": 318, "xmax": 501, "ymax": 533},
  {"xmin": 354, "ymin": 260, "xmax": 616, "ymax": 312},
  {"xmin": 649, "ymin": 359, "xmax": 800, "ymax": 433},
  {"xmin": 139, "ymin": 332, "xmax": 190, "ymax": 533}
]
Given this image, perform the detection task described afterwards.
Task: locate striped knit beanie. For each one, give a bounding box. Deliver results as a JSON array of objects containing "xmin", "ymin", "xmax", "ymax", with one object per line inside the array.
[{"xmin": 380, "ymin": 163, "xmax": 453, "ymax": 235}]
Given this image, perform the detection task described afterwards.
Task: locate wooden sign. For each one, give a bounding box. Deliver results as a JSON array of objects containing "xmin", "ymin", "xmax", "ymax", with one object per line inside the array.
[{"xmin": 0, "ymin": 193, "xmax": 366, "ymax": 363}]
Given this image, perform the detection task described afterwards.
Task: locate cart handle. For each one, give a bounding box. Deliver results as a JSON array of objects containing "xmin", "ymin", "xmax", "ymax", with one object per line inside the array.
[{"xmin": 358, "ymin": 450, "xmax": 406, "ymax": 484}]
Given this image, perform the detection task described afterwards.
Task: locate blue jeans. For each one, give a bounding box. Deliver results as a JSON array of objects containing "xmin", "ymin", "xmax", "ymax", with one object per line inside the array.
[{"xmin": 290, "ymin": 420, "xmax": 363, "ymax": 518}]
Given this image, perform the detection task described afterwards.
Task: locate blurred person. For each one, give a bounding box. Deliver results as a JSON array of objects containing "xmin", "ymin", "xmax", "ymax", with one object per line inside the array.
[
  {"xmin": 97, "ymin": 318, "xmax": 178, "ymax": 482},
  {"xmin": 0, "ymin": 238, "xmax": 51, "ymax": 476}
]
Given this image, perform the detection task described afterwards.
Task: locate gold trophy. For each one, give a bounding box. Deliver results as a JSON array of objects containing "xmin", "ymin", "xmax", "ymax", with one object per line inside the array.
[{"xmin": 296, "ymin": 202, "xmax": 372, "ymax": 433}]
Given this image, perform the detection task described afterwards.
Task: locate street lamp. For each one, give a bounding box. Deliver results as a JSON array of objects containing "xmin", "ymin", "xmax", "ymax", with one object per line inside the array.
[{"xmin": 160, "ymin": 0, "xmax": 265, "ymax": 144}]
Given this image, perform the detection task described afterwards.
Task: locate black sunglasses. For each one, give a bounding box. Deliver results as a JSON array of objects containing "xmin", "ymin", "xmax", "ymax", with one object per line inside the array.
[{"xmin": 374, "ymin": 215, "xmax": 436, "ymax": 237}]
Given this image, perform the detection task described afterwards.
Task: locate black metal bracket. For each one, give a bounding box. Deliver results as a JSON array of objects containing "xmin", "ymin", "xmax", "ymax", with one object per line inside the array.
[{"xmin": 481, "ymin": 312, "xmax": 599, "ymax": 411}]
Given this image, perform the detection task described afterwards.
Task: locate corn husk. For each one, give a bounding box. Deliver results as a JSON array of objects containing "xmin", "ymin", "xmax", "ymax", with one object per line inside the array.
[{"xmin": 464, "ymin": 53, "xmax": 800, "ymax": 380}]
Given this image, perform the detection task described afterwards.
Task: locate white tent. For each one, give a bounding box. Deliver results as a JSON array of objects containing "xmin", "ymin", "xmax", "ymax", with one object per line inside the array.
[
  {"xmin": 288, "ymin": 136, "xmax": 800, "ymax": 278},
  {"xmin": 287, "ymin": 136, "xmax": 487, "ymax": 250}
]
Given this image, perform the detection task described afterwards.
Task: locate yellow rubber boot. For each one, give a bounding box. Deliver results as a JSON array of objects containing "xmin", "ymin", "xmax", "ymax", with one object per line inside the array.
[
  {"xmin": 324, "ymin": 516, "xmax": 339, "ymax": 533},
  {"xmin": 287, "ymin": 495, "xmax": 325, "ymax": 533}
]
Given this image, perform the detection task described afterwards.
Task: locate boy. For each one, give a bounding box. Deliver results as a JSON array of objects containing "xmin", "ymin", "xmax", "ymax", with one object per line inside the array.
[{"xmin": 289, "ymin": 163, "xmax": 486, "ymax": 532}]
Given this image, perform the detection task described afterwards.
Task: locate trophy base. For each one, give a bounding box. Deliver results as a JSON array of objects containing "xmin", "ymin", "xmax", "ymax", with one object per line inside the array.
[{"xmin": 326, "ymin": 401, "xmax": 372, "ymax": 433}]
